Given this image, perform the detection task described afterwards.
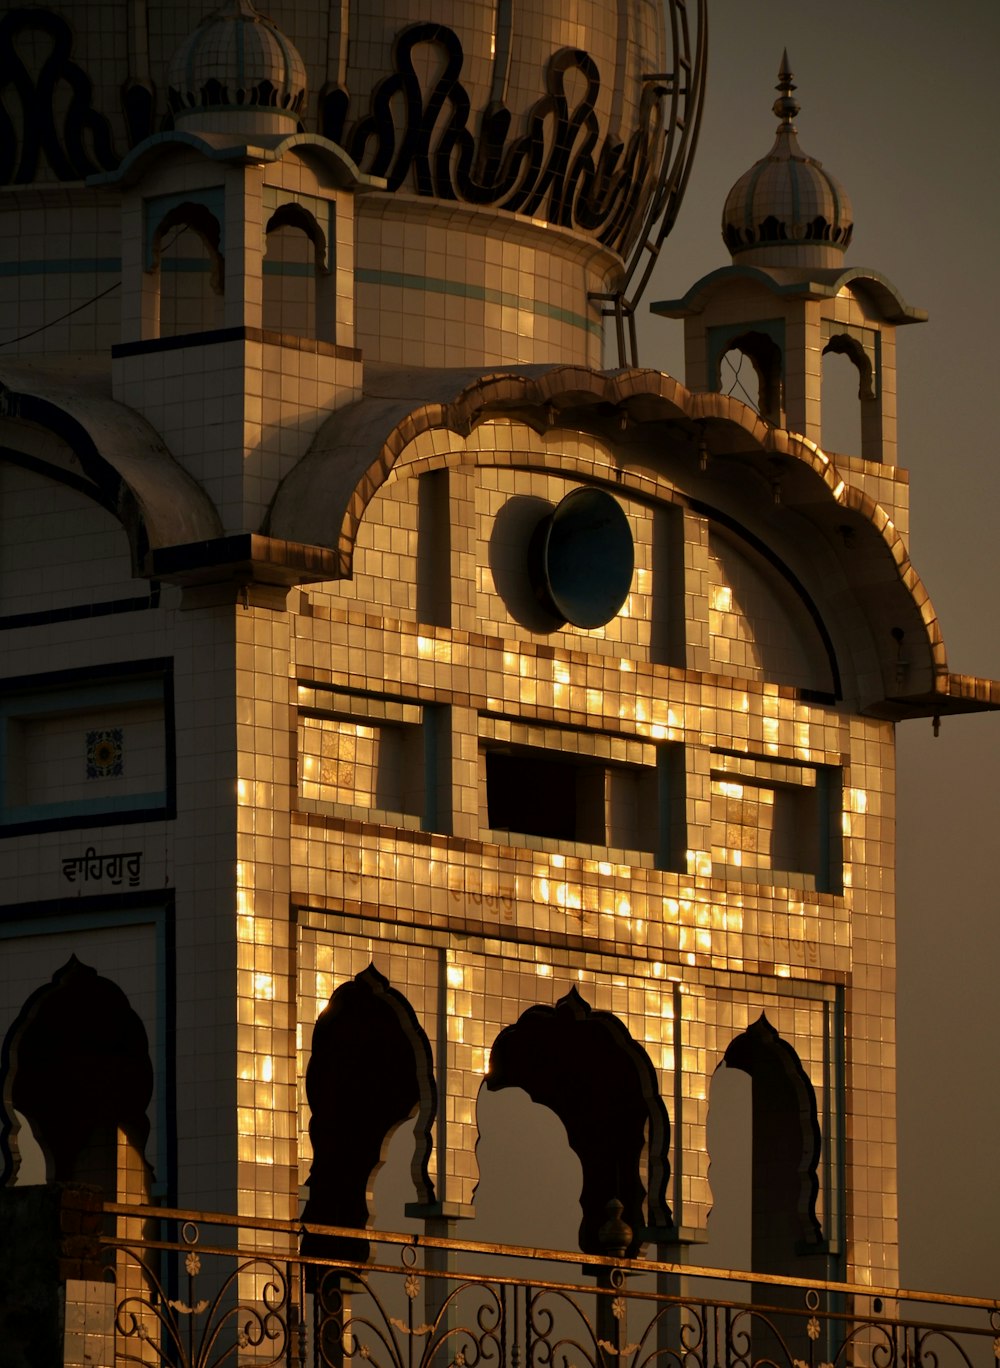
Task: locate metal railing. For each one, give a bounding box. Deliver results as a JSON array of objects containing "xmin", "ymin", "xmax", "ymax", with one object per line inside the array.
[{"xmin": 95, "ymin": 1204, "xmax": 1000, "ymax": 1368}]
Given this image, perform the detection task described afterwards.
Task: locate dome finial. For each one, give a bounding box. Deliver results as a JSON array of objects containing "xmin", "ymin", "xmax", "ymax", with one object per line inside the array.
[
  {"xmin": 721, "ymin": 53, "xmax": 853, "ymax": 268},
  {"xmin": 772, "ymin": 49, "xmax": 800, "ymax": 128}
]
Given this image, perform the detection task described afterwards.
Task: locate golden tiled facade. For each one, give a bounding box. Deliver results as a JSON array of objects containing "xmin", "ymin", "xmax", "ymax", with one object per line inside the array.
[{"xmin": 0, "ymin": 5, "xmax": 996, "ymax": 1363}]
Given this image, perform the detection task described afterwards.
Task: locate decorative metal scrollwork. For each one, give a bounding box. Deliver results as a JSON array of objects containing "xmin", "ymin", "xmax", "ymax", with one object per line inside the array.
[
  {"xmin": 322, "ymin": 21, "xmax": 688, "ymax": 264},
  {"xmin": 314, "ymin": 1259, "xmax": 505, "ymax": 1368},
  {"xmin": 98, "ymin": 1205, "xmax": 1000, "ymax": 1368},
  {"xmin": 0, "ymin": 8, "xmax": 120, "ymax": 184},
  {"xmin": 112, "ymin": 1220, "xmax": 289, "ymax": 1368}
]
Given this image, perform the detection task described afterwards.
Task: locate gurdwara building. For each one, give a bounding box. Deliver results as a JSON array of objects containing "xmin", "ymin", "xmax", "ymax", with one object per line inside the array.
[{"xmin": 0, "ymin": 0, "xmax": 996, "ymax": 1363}]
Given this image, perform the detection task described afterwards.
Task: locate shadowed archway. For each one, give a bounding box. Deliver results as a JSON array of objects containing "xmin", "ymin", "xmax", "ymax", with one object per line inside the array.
[
  {"xmin": 718, "ymin": 330, "xmax": 784, "ymax": 424},
  {"xmin": 0, "ymin": 956, "xmax": 154, "ymax": 1194},
  {"xmin": 484, "ymin": 987, "xmax": 670, "ymax": 1255},
  {"xmin": 302, "ymin": 964, "xmax": 437, "ymax": 1261},
  {"xmin": 722, "ymin": 1013, "xmax": 825, "ymax": 1274}
]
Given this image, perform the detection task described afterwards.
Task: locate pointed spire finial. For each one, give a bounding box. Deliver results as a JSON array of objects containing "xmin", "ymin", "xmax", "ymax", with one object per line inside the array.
[{"xmin": 772, "ymin": 49, "xmax": 800, "ymax": 128}]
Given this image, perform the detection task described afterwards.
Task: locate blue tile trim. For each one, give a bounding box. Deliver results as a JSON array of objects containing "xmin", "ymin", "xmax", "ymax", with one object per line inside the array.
[
  {"xmin": 0, "ymin": 659, "xmax": 176, "ymax": 837},
  {"xmin": 157, "ymin": 257, "xmax": 313, "ymax": 274},
  {"xmin": 0, "ymin": 592, "xmax": 159, "ymax": 633},
  {"xmin": 355, "ymin": 267, "xmax": 602, "ymax": 336},
  {"xmin": 262, "ymin": 261, "xmax": 316, "ymax": 276},
  {"xmin": 1, "ymin": 791, "xmax": 168, "ymax": 826},
  {"xmin": 111, "ymin": 324, "xmax": 360, "ymax": 362}
]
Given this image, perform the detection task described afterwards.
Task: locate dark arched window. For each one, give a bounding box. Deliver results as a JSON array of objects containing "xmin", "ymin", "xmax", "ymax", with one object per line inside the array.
[
  {"xmin": 150, "ymin": 200, "xmax": 224, "ymax": 337},
  {"xmin": 485, "ymin": 987, "xmax": 670, "ymax": 1254},
  {"xmin": 718, "ymin": 330, "xmax": 784, "ymax": 425},
  {"xmin": 302, "ymin": 964, "xmax": 437, "ymax": 1261},
  {"xmin": 822, "ymin": 331, "xmax": 877, "ymax": 458},
  {"xmin": 1, "ymin": 955, "xmax": 154, "ymax": 1199},
  {"xmin": 263, "ymin": 202, "xmax": 333, "ymax": 341}
]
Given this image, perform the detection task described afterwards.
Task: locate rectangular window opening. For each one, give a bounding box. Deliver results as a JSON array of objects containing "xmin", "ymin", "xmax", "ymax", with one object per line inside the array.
[
  {"xmin": 296, "ymin": 686, "xmax": 446, "ymax": 832},
  {"xmin": 482, "ymin": 730, "xmax": 683, "ymax": 868},
  {"xmin": 710, "ymin": 753, "xmax": 842, "ymax": 893}
]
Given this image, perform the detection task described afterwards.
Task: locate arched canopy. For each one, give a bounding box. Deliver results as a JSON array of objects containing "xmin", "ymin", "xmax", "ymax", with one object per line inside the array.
[
  {"xmin": 0, "ymin": 365, "xmax": 222, "ymax": 570},
  {"xmin": 652, "ymin": 263, "xmax": 927, "ymax": 325},
  {"xmin": 269, "ymin": 362, "xmax": 964, "ymax": 717},
  {"xmin": 88, "ymin": 130, "xmax": 381, "ymax": 194}
]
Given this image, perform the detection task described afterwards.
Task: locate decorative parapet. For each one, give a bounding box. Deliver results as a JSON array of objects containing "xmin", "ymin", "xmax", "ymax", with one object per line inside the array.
[{"xmin": 92, "ymin": 1202, "xmax": 1000, "ymax": 1368}]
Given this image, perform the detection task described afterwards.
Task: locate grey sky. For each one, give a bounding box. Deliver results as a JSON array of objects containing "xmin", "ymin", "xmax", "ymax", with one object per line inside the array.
[{"xmin": 638, "ymin": 1, "xmax": 1000, "ymax": 1295}]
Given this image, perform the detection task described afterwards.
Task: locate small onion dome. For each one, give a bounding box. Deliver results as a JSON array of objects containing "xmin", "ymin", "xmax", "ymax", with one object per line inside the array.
[
  {"xmin": 167, "ymin": 0, "xmax": 307, "ymax": 132},
  {"xmin": 722, "ymin": 53, "xmax": 853, "ymax": 269}
]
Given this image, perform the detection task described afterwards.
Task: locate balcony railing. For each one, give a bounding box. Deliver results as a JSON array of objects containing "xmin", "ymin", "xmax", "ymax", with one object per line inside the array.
[{"xmin": 87, "ymin": 1203, "xmax": 1000, "ymax": 1368}]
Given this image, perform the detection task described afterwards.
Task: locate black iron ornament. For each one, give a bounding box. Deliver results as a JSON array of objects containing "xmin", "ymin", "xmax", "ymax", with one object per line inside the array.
[
  {"xmin": 324, "ymin": 22, "xmax": 674, "ymax": 255},
  {"xmin": 0, "ymin": 8, "xmax": 119, "ymax": 185},
  {"xmin": 0, "ymin": 9, "xmax": 696, "ymax": 270}
]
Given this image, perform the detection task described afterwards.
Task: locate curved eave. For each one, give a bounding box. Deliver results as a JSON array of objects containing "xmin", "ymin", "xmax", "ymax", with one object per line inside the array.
[
  {"xmin": 652, "ymin": 263, "xmax": 927, "ymax": 324},
  {"xmin": 87, "ymin": 130, "xmax": 383, "ymax": 193},
  {"xmin": 267, "ymin": 362, "xmax": 985, "ymax": 716},
  {"xmin": 868, "ymin": 673, "xmax": 1000, "ymax": 722},
  {"xmin": 0, "ymin": 366, "xmax": 222, "ymax": 566}
]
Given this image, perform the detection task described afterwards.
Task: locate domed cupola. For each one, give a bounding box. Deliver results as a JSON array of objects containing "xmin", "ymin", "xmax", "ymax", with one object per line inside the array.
[
  {"xmin": 722, "ymin": 53, "xmax": 853, "ymax": 269},
  {"xmin": 167, "ymin": 0, "xmax": 307, "ymax": 137}
]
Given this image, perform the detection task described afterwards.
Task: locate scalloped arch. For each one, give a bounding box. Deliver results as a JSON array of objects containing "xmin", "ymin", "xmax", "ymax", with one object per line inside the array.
[{"xmin": 273, "ymin": 364, "xmax": 946, "ymax": 687}]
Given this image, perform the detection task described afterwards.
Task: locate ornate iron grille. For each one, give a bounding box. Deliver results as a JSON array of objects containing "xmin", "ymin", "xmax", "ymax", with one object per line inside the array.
[{"xmin": 97, "ymin": 1204, "xmax": 1000, "ymax": 1368}]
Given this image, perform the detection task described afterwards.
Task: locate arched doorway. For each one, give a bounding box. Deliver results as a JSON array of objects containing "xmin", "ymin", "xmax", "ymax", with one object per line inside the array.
[
  {"xmin": 0, "ymin": 955, "xmax": 154, "ymax": 1200},
  {"xmin": 484, "ymin": 987, "xmax": 671, "ymax": 1256},
  {"xmin": 302, "ymin": 964, "xmax": 437, "ymax": 1261},
  {"xmin": 714, "ymin": 1013, "xmax": 833, "ymax": 1360},
  {"xmin": 722, "ymin": 1013, "xmax": 825, "ymax": 1276}
]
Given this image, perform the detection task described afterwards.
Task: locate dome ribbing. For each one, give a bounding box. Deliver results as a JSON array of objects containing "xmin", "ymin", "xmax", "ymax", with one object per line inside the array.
[
  {"xmin": 167, "ymin": 0, "xmax": 307, "ymax": 130},
  {"xmin": 722, "ymin": 53, "xmax": 853, "ymax": 269}
]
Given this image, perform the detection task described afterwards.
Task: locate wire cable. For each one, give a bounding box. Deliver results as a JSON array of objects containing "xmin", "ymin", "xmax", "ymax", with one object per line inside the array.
[
  {"xmin": 0, "ymin": 223, "xmax": 198, "ymax": 351},
  {"xmin": 722, "ymin": 352, "xmax": 759, "ymax": 413},
  {"xmin": 0, "ymin": 279, "xmax": 121, "ymax": 349}
]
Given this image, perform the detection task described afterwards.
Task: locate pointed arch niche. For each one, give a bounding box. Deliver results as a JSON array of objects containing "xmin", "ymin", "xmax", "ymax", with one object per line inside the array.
[
  {"xmin": 302, "ymin": 965, "xmax": 437, "ymax": 1260},
  {"xmin": 483, "ymin": 988, "xmax": 671, "ymax": 1256},
  {"xmin": 716, "ymin": 328, "xmax": 784, "ymax": 425},
  {"xmin": 147, "ymin": 195, "xmax": 225, "ymax": 339},
  {"xmin": 263, "ymin": 202, "xmax": 333, "ymax": 341},
  {"xmin": 713, "ymin": 1014, "xmax": 828, "ymax": 1278},
  {"xmin": 0, "ymin": 956, "xmax": 154, "ymax": 1201}
]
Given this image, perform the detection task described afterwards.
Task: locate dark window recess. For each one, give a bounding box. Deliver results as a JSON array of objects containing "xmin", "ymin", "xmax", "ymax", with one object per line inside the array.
[
  {"xmin": 486, "ymin": 749, "xmax": 598, "ymax": 842},
  {"xmin": 766, "ymin": 767, "xmax": 842, "ymax": 894},
  {"xmin": 485, "ymin": 745, "xmax": 670, "ymax": 859},
  {"xmin": 710, "ymin": 761, "xmax": 842, "ymax": 894}
]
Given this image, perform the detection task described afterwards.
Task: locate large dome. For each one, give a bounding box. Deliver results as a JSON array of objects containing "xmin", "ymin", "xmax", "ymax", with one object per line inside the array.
[
  {"xmin": 0, "ymin": 0, "xmax": 704, "ymax": 368},
  {"xmin": 315, "ymin": 0, "xmax": 697, "ymax": 263},
  {"xmin": 0, "ymin": 0, "xmax": 703, "ymax": 267},
  {"xmin": 722, "ymin": 54, "xmax": 853, "ymax": 269}
]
